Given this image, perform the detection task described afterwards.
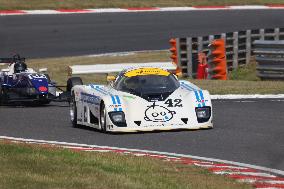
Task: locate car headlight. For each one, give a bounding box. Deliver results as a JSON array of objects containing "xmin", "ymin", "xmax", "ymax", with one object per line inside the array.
[
  {"xmin": 195, "ymin": 107, "xmax": 211, "ymax": 123},
  {"xmin": 108, "ymin": 111, "xmax": 127, "ymax": 127}
]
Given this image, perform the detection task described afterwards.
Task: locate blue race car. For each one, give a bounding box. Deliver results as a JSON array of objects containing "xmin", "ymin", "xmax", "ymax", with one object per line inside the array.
[{"xmin": 0, "ymin": 54, "xmax": 58, "ymax": 105}]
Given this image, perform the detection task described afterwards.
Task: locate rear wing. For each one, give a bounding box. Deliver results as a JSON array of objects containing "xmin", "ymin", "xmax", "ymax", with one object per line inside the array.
[
  {"xmin": 68, "ymin": 62, "xmax": 177, "ymax": 75},
  {"xmin": 0, "ymin": 57, "xmax": 25, "ymax": 64}
]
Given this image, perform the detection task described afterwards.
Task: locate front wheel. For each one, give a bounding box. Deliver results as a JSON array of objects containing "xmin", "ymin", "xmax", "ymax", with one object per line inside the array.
[
  {"xmin": 67, "ymin": 77, "xmax": 83, "ymax": 102},
  {"xmin": 100, "ymin": 103, "xmax": 107, "ymax": 132},
  {"xmin": 70, "ymin": 92, "xmax": 79, "ymax": 128},
  {"xmin": 0, "ymin": 87, "xmax": 8, "ymax": 105},
  {"xmin": 67, "ymin": 77, "xmax": 83, "ymax": 92}
]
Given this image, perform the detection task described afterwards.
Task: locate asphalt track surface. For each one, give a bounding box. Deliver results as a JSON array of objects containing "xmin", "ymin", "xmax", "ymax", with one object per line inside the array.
[
  {"xmin": 1, "ymin": 9, "xmax": 284, "ymax": 58},
  {"xmin": 0, "ymin": 99, "xmax": 283, "ymax": 171}
]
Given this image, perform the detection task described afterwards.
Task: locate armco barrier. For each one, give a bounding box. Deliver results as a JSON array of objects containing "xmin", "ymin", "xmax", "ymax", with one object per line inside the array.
[
  {"xmin": 174, "ymin": 28, "xmax": 284, "ymax": 78},
  {"xmin": 253, "ymin": 40, "xmax": 284, "ymax": 80}
]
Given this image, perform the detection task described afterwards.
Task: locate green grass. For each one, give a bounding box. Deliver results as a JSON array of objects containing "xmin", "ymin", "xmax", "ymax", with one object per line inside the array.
[
  {"xmin": 229, "ymin": 59, "xmax": 259, "ymax": 81},
  {"xmin": 0, "ymin": 141, "xmax": 253, "ymax": 189},
  {"xmin": 0, "ymin": 0, "xmax": 283, "ymax": 10}
]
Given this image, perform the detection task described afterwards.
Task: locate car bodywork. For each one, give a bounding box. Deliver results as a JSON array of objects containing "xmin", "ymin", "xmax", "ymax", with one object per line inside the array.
[
  {"xmin": 69, "ymin": 62, "xmax": 213, "ymax": 132},
  {"xmin": 0, "ymin": 56, "xmax": 57, "ymax": 104}
]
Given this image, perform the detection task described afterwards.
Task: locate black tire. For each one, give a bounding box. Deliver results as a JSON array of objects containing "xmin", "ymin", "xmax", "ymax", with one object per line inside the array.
[
  {"xmin": 67, "ymin": 77, "xmax": 83, "ymax": 103},
  {"xmin": 70, "ymin": 92, "xmax": 79, "ymax": 128},
  {"xmin": 0, "ymin": 89, "xmax": 2, "ymax": 105},
  {"xmin": 100, "ymin": 102, "xmax": 107, "ymax": 132},
  {"xmin": 67, "ymin": 77, "xmax": 83, "ymax": 92},
  {"xmin": 0, "ymin": 87, "xmax": 8, "ymax": 104},
  {"xmin": 38, "ymin": 100, "xmax": 51, "ymax": 105}
]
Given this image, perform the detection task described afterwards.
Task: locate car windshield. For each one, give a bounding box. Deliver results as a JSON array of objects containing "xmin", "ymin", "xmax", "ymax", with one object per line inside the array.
[{"xmin": 114, "ymin": 74, "xmax": 180, "ymax": 97}]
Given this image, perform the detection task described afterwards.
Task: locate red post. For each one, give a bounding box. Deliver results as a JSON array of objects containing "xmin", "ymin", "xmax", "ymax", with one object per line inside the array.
[{"xmin": 197, "ymin": 52, "xmax": 208, "ymax": 79}]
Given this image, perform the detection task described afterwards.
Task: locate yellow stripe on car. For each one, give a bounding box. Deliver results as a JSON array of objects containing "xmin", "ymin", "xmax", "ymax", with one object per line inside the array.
[{"xmin": 124, "ymin": 68, "xmax": 170, "ymax": 77}]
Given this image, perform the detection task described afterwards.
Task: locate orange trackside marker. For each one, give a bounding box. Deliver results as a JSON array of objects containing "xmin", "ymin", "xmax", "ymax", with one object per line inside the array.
[
  {"xmin": 169, "ymin": 38, "xmax": 181, "ymax": 76},
  {"xmin": 169, "ymin": 38, "xmax": 177, "ymax": 46},
  {"xmin": 169, "ymin": 38, "xmax": 178, "ymax": 65},
  {"xmin": 208, "ymin": 39, "xmax": 227, "ymax": 80}
]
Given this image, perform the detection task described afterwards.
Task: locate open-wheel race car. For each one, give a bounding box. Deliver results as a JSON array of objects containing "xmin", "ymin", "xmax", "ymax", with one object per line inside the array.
[
  {"xmin": 67, "ymin": 62, "xmax": 213, "ymax": 132},
  {"xmin": 0, "ymin": 54, "xmax": 63, "ymax": 105}
]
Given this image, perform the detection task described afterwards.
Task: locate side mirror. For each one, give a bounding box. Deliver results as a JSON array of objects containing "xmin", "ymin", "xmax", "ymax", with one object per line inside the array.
[{"xmin": 107, "ymin": 75, "xmax": 116, "ymax": 82}]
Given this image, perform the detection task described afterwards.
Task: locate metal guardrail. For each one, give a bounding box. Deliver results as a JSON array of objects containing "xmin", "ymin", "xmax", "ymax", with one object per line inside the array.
[
  {"xmin": 174, "ymin": 28, "xmax": 284, "ymax": 78},
  {"xmin": 253, "ymin": 40, "xmax": 284, "ymax": 80}
]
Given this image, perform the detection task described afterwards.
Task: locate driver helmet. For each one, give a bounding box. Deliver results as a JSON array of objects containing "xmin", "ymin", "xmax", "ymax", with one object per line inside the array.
[{"xmin": 13, "ymin": 54, "xmax": 27, "ymax": 73}]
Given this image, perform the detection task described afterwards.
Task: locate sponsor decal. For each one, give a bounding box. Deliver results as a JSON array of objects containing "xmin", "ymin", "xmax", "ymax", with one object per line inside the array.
[
  {"xmin": 80, "ymin": 92, "xmax": 100, "ymax": 105},
  {"xmin": 142, "ymin": 123, "xmax": 184, "ymax": 128},
  {"xmin": 111, "ymin": 95, "xmax": 123, "ymax": 111},
  {"xmin": 180, "ymin": 82, "xmax": 208, "ymax": 108},
  {"xmin": 124, "ymin": 68, "xmax": 170, "ymax": 77},
  {"xmin": 194, "ymin": 90, "xmax": 208, "ymax": 107},
  {"xmin": 109, "ymin": 104, "xmax": 122, "ymax": 108},
  {"xmin": 38, "ymin": 86, "xmax": 48, "ymax": 92},
  {"xmin": 144, "ymin": 102, "xmax": 176, "ymax": 122},
  {"xmin": 28, "ymin": 74, "xmax": 46, "ymax": 80}
]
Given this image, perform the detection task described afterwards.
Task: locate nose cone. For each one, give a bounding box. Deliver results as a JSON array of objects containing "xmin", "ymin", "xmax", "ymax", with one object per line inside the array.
[{"xmin": 30, "ymin": 77, "xmax": 49, "ymax": 94}]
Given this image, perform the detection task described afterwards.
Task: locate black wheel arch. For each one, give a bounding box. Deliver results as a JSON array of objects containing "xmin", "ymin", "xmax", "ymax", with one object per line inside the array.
[{"xmin": 67, "ymin": 77, "xmax": 83, "ymax": 92}]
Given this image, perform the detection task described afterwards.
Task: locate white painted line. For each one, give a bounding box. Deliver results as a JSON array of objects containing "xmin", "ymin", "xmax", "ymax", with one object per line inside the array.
[
  {"xmin": 85, "ymin": 149, "xmax": 111, "ymax": 152},
  {"xmin": 1, "ymin": 6, "xmax": 284, "ymax": 16},
  {"xmin": 241, "ymin": 180, "xmax": 284, "ymax": 184},
  {"xmin": 214, "ymin": 171, "xmax": 276, "ymax": 177},
  {"xmin": 211, "ymin": 94, "xmax": 284, "ymax": 100},
  {"xmin": 86, "ymin": 8, "xmax": 125, "ymax": 13},
  {"xmin": 0, "ymin": 135, "xmax": 283, "ymax": 176},
  {"xmin": 131, "ymin": 153, "xmax": 148, "ymax": 157},
  {"xmin": 254, "ymin": 188, "xmax": 284, "ymax": 189},
  {"xmin": 229, "ymin": 5, "xmax": 269, "ymax": 9},
  {"xmin": 24, "ymin": 10, "xmax": 59, "ymax": 14},
  {"xmin": 199, "ymin": 165, "xmax": 249, "ymax": 169},
  {"xmin": 159, "ymin": 7, "xmax": 197, "ymax": 11}
]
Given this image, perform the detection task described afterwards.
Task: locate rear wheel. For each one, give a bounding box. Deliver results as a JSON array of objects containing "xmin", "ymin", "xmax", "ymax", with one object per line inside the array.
[
  {"xmin": 100, "ymin": 103, "xmax": 107, "ymax": 132},
  {"xmin": 70, "ymin": 92, "xmax": 78, "ymax": 128}
]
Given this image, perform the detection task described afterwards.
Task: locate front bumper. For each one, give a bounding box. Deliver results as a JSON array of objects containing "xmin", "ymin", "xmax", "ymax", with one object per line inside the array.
[{"xmin": 106, "ymin": 122, "xmax": 213, "ymax": 133}]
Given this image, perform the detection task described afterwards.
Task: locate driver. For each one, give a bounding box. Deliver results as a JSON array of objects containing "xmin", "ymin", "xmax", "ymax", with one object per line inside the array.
[
  {"xmin": 13, "ymin": 55, "xmax": 27, "ymax": 73},
  {"xmin": 124, "ymin": 77, "xmax": 139, "ymax": 90}
]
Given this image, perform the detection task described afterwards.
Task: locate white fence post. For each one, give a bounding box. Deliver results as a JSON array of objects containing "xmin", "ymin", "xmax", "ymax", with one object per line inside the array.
[
  {"xmin": 246, "ymin": 30, "xmax": 252, "ymax": 65},
  {"xmin": 233, "ymin": 32, "xmax": 239, "ymax": 69},
  {"xmin": 274, "ymin": 28, "xmax": 280, "ymax": 40},
  {"xmin": 186, "ymin": 37, "xmax": 193, "ymax": 77}
]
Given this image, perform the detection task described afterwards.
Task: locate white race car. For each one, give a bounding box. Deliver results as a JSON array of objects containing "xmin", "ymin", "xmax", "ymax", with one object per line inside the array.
[{"xmin": 67, "ymin": 62, "xmax": 213, "ymax": 132}]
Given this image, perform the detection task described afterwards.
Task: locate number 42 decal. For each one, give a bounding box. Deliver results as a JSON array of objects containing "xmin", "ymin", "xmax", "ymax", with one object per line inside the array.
[{"xmin": 165, "ymin": 99, "xmax": 183, "ymax": 107}]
